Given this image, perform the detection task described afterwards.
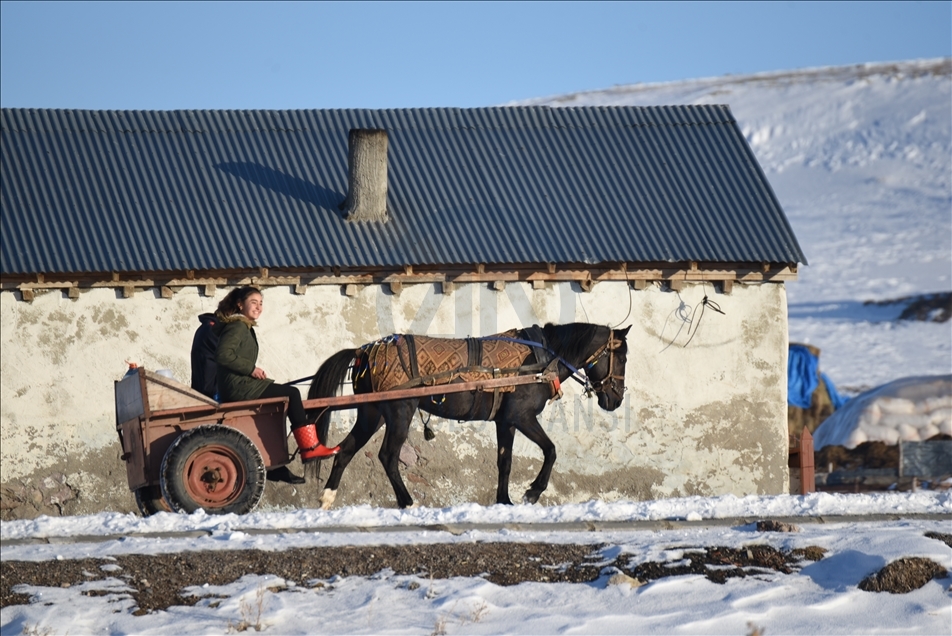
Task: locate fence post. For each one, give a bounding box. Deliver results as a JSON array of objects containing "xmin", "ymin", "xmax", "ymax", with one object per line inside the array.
[{"xmin": 800, "ymin": 427, "xmax": 815, "ymax": 495}]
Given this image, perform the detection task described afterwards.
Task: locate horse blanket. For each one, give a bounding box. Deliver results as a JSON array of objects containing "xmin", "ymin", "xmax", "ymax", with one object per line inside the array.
[{"xmin": 356, "ymin": 330, "xmax": 534, "ymax": 393}]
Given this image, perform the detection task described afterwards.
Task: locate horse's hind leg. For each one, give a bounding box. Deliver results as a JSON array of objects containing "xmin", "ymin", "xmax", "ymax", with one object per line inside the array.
[
  {"xmin": 321, "ymin": 403, "xmax": 384, "ymax": 510},
  {"xmin": 377, "ymin": 400, "xmax": 417, "ymax": 509}
]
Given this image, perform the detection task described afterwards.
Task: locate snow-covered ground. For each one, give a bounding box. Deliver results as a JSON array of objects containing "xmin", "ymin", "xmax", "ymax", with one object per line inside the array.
[
  {"xmin": 3, "ymin": 59, "xmax": 952, "ymax": 634},
  {"xmin": 2, "ymin": 493, "xmax": 951, "ymax": 635}
]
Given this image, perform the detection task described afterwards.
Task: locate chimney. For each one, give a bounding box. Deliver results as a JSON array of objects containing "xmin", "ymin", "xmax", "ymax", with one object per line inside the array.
[{"xmin": 342, "ymin": 128, "xmax": 388, "ymax": 222}]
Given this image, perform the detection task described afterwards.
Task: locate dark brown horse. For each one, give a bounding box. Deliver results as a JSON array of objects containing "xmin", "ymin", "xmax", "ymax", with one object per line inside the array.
[{"xmin": 308, "ymin": 322, "xmax": 630, "ymax": 509}]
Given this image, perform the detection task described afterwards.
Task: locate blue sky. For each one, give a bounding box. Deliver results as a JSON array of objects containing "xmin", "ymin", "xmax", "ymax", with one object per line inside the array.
[{"xmin": 1, "ymin": 1, "xmax": 949, "ymax": 109}]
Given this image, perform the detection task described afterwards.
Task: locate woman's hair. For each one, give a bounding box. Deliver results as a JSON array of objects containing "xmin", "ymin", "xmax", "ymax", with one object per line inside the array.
[{"xmin": 216, "ymin": 286, "xmax": 261, "ymax": 317}]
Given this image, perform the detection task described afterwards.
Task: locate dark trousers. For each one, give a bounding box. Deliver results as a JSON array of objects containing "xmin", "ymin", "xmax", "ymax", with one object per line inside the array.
[{"xmin": 260, "ymin": 383, "xmax": 307, "ymax": 429}]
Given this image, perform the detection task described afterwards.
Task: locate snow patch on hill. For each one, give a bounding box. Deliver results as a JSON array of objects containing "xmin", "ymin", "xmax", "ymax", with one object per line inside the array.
[{"xmin": 514, "ymin": 59, "xmax": 952, "ymax": 392}]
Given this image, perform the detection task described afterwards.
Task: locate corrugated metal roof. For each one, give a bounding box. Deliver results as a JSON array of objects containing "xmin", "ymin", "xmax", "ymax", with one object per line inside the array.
[{"xmin": 0, "ymin": 106, "xmax": 806, "ymax": 275}]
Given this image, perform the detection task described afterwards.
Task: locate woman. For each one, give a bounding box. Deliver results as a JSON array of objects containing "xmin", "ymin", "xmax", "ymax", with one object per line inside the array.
[{"xmin": 215, "ymin": 286, "xmax": 339, "ymax": 463}]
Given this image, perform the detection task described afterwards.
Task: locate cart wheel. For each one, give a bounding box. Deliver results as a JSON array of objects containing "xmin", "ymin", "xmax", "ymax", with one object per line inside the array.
[
  {"xmin": 160, "ymin": 425, "xmax": 265, "ymax": 515},
  {"xmin": 134, "ymin": 485, "xmax": 171, "ymax": 516}
]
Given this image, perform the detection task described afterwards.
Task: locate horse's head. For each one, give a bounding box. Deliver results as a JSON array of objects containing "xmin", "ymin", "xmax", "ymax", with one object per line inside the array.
[{"xmin": 586, "ymin": 325, "xmax": 630, "ymax": 411}]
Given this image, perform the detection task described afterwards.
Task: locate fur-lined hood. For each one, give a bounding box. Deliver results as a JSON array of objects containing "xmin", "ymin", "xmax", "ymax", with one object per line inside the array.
[{"xmin": 220, "ymin": 313, "xmax": 257, "ymax": 328}]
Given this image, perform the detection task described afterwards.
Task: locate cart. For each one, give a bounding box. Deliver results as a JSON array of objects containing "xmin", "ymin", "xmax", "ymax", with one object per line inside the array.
[{"xmin": 115, "ymin": 367, "xmax": 556, "ymax": 516}]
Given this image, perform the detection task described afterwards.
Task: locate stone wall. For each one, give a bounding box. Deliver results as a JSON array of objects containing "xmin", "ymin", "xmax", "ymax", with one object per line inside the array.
[{"xmin": 0, "ymin": 280, "xmax": 789, "ymax": 518}]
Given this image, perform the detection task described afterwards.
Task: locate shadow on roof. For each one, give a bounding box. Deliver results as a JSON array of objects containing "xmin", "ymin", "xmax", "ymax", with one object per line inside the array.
[{"xmin": 216, "ymin": 161, "xmax": 345, "ymax": 219}]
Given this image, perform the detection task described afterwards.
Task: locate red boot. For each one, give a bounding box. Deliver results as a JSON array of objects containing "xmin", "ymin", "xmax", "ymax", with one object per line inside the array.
[{"xmin": 292, "ymin": 424, "xmax": 340, "ymax": 462}]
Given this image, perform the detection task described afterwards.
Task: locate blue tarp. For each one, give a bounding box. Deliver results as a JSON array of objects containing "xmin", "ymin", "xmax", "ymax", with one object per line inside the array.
[
  {"xmin": 788, "ymin": 345, "xmax": 819, "ymax": 409},
  {"xmin": 821, "ymin": 372, "xmax": 849, "ymax": 409},
  {"xmin": 788, "ymin": 345, "xmax": 848, "ymax": 410}
]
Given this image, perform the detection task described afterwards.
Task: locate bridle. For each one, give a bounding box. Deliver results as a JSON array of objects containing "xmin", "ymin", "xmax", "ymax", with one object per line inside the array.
[{"xmin": 582, "ymin": 331, "xmax": 625, "ymax": 398}]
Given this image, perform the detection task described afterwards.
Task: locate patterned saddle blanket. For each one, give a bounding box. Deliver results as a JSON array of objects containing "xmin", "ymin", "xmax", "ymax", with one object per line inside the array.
[{"xmin": 356, "ymin": 330, "xmax": 535, "ymax": 393}]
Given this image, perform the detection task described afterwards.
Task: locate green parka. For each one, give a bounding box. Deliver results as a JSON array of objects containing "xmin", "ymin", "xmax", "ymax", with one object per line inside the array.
[{"xmin": 215, "ymin": 314, "xmax": 274, "ymax": 402}]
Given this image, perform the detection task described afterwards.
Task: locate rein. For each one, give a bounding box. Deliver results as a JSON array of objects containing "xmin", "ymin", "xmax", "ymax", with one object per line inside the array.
[
  {"xmin": 483, "ymin": 331, "xmax": 623, "ymax": 398},
  {"xmin": 286, "ymin": 374, "xmax": 317, "ymax": 386},
  {"xmin": 478, "ymin": 335, "xmax": 590, "ymax": 389}
]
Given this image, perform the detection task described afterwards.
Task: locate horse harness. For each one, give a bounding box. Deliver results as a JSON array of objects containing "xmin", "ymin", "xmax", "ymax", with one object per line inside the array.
[
  {"xmin": 580, "ymin": 332, "xmax": 625, "ymax": 398},
  {"xmin": 397, "ymin": 333, "xmax": 534, "ymax": 421},
  {"xmin": 355, "ymin": 331, "xmax": 554, "ymax": 421},
  {"xmin": 352, "ymin": 326, "xmax": 622, "ymax": 422}
]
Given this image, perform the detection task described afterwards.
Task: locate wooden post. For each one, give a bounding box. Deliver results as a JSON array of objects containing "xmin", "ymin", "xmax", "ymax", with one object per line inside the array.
[
  {"xmin": 800, "ymin": 427, "xmax": 815, "ymax": 495},
  {"xmin": 342, "ymin": 129, "xmax": 389, "ymax": 223}
]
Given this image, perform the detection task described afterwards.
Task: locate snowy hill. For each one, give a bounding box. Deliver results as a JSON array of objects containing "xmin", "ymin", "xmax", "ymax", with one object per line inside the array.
[{"xmin": 515, "ymin": 59, "xmax": 952, "ymax": 393}]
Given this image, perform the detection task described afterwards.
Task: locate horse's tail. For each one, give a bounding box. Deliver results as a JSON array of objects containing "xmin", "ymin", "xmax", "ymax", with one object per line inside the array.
[{"xmin": 307, "ymin": 348, "xmax": 358, "ymax": 442}]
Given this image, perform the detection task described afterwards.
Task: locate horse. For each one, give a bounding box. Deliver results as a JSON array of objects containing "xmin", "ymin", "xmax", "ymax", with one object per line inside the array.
[{"xmin": 307, "ymin": 322, "xmax": 630, "ymax": 509}]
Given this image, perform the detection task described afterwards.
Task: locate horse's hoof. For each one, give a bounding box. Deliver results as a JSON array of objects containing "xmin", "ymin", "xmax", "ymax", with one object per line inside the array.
[
  {"xmin": 320, "ymin": 488, "xmax": 337, "ymax": 510},
  {"xmin": 523, "ymin": 492, "xmax": 540, "ymax": 505}
]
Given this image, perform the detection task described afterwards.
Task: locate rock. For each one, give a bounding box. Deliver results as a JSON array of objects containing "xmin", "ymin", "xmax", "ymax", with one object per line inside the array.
[
  {"xmin": 608, "ymin": 572, "xmax": 645, "ymax": 589},
  {"xmin": 897, "ymin": 292, "xmax": 951, "ymax": 323},
  {"xmin": 399, "ymin": 443, "xmax": 418, "ymax": 467},
  {"xmin": 756, "ymin": 520, "xmax": 801, "ymax": 533},
  {"xmin": 790, "ymin": 546, "xmax": 827, "ymax": 561},
  {"xmin": 924, "ymin": 531, "xmax": 952, "ymax": 548},
  {"xmin": 406, "ymin": 473, "xmax": 430, "ymax": 486},
  {"xmin": 858, "ymin": 557, "xmax": 947, "ymax": 593},
  {"xmin": 0, "ymin": 486, "xmax": 24, "ymax": 511}
]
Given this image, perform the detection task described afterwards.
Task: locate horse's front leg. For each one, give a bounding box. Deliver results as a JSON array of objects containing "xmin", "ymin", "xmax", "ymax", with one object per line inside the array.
[
  {"xmin": 377, "ymin": 400, "xmax": 417, "ymax": 509},
  {"xmin": 514, "ymin": 415, "xmax": 557, "ymax": 504},
  {"xmin": 321, "ymin": 404, "xmax": 384, "ymax": 510},
  {"xmin": 494, "ymin": 422, "xmax": 516, "ymax": 505}
]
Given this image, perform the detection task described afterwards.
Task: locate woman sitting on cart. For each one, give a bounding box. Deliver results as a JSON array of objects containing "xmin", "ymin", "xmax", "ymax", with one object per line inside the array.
[{"xmin": 215, "ymin": 286, "xmax": 340, "ymax": 463}]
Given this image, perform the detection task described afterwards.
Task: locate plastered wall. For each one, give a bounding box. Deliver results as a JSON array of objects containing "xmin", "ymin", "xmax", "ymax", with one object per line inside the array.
[{"xmin": 0, "ymin": 280, "xmax": 789, "ymax": 518}]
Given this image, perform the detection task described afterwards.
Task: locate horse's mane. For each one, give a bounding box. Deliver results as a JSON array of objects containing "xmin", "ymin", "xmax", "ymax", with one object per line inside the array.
[{"xmin": 541, "ymin": 322, "xmax": 603, "ymax": 362}]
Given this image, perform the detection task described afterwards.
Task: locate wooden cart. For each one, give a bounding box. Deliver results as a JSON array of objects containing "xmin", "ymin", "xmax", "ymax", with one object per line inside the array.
[{"xmin": 115, "ymin": 367, "xmax": 555, "ymax": 516}]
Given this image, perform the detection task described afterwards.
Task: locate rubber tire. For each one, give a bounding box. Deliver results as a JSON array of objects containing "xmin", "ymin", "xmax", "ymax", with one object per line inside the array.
[
  {"xmin": 134, "ymin": 485, "xmax": 171, "ymax": 516},
  {"xmin": 160, "ymin": 425, "xmax": 265, "ymax": 515}
]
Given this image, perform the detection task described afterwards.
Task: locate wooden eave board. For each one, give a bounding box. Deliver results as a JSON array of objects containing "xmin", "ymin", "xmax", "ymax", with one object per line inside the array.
[{"xmin": 2, "ymin": 261, "xmax": 798, "ymax": 291}]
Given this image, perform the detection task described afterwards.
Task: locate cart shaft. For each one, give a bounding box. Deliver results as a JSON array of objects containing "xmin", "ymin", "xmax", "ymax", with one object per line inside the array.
[{"xmin": 302, "ymin": 372, "xmax": 557, "ymax": 410}]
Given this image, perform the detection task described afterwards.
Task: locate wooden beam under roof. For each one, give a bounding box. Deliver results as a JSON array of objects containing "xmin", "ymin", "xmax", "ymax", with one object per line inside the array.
[{"xmin": 2, "ymin": 261, "xmax": 798, "ymax": 300}]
